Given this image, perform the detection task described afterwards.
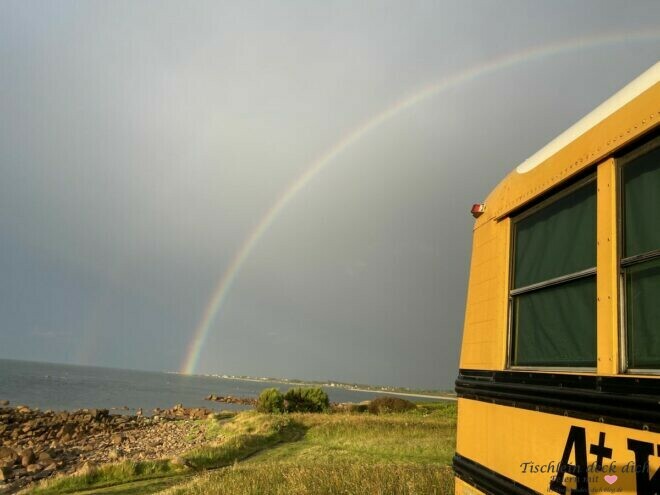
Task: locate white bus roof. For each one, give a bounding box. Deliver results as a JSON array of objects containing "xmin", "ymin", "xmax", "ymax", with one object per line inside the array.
[{"xmin": 516, "ymin": 62, "xmax": 660, "ymax": 174}]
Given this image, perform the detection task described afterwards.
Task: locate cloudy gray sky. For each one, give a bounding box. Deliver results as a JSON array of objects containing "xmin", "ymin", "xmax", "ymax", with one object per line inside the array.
[{"xmin": 1, "ymin": 1, "xmax": 659, "ymax": 389}]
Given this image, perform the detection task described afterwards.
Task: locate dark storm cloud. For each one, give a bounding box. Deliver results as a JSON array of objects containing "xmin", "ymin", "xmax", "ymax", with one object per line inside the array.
[{"xmin": 1, "ymin": 0, "xmax": 658, "ymax": 387}]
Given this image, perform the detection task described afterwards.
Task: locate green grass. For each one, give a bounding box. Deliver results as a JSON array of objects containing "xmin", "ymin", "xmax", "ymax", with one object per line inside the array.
[
  {"xmin": 183, "ymin": 413, "xmax": 303, "ymax": 469},
  {"xmin": 28, "ymin": 413, "xmax": 295, "ymax": 495},
  {"xmin": 250, "ymin": 409, "xmax": 455, "ymax": 465},
  {"xmin": 28, "ymin": 460, "xmax": 186, "ymax": 495},
  {"xmin": 160, "ymin": 462, "xmax": 454, "ymax": 495},
  {"xmin": 27, "ymin": 403, "xmax": 457, "ymax": 495},
  {"xmin": 159, "ymin": 403, "xmax": 456, "ymax": 495}
]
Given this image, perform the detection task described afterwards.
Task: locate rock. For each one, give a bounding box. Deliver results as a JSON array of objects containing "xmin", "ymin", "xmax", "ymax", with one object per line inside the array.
[
  {"xmin": 204, "ymin": 394, "xmax": 256, "ymax": 406},
  {"xmin": 0, "ymin": 400, "xmax": 8, "ymax": 406},
  {"xmin": 0, "ymin": 403, "xmax": 224, "ymax": 491},
  {"xmin": 31, "ymin": 469, "xmax": 51, "ymax": 480},
  {"xmin": 0, "ymin": 447, "xmax": 15, "ymax": 460},
  {"xmin": 0, "ymin": 466, "xmax": 11, "ymax": 481},
  {"xmin": 111, "ymin": 433, "xmax": 125, "ymax": 445},
  {"xmin": 16, "ymin": 406, "xmax": 30, "ymax": 414},
  {"xmin": 20, "ymin": 449, "xmax": 35, "ymax": 467}
]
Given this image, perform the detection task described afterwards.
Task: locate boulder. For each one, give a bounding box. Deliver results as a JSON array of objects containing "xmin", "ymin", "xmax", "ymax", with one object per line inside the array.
[
  {"xmin": 111, "ymin": 433, "xmax": 125, "ymax": 445},
  {"xmin": 20, "ymin": 449, "xmax": 35, "ymax": 467},
  {"xmin": 0, "ymin": 448, "xmax": 15, "ymax": 460},
  {"xmin": 0, "ymin": 400, "xmax": 8, "ymax": 406},
  {"xmin": 0, "ymin": 466, "xmax": 11, "ymax": 481},
  {"xmin": 25, "ymin": 464, "xmax": 41, "ymax": 474}
]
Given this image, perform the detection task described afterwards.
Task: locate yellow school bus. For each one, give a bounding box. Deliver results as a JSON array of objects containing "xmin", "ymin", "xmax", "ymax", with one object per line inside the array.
[{"xmin": 455, "ymin": 63, "xmax": 660, "ymax": 495}]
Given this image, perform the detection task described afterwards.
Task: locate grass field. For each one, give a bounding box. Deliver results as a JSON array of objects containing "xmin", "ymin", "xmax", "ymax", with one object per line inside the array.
[{"xmin": 26, "ymin": 402, "xmax": 456, "ymax": 495}]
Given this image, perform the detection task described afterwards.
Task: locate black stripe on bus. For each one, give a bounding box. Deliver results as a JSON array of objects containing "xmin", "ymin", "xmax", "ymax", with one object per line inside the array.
[
  {"xmin": 453, "ymin": 454, "xmax": 537, "ymax": 495},
  {"xmin": 455, "ymin": 369, "xmax": 660, "ymax": 432}
]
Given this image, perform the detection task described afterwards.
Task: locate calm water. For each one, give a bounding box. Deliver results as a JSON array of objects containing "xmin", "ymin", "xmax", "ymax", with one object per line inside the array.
[{"xmin": 0, "ymin": 360, "xmax": 442, "ymax": 414}]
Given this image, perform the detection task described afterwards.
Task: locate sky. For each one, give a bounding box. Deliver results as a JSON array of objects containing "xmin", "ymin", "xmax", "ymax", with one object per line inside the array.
[{"xmin": 0, "ymin": 1, "xmax": 659, "ymax": 389}]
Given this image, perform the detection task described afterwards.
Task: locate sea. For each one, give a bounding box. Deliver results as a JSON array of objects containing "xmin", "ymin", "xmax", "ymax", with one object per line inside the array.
[{"xmin": 0, "ymin": 360, "xmax": 444, "ymax": 414}]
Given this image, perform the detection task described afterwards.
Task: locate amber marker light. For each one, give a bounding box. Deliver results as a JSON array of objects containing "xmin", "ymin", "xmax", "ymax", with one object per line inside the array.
[{"xmin": 470, "ymin": 203, "xmax": 485, "ymax": 218}]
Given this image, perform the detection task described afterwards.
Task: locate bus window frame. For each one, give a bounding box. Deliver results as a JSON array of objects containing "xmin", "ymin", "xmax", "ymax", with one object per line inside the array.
[
  {"xmin": 617, "ymin": 134, "xmax": 660, "ymax": 375},
  {"xmin": 507, "ymin": 173, "xmax": 598, "ymax": 372}
]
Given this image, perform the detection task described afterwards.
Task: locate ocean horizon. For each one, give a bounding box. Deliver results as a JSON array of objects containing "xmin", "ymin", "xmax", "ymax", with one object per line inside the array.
[{"xmin": 0, "ymin": 359, "xmax": 445, "ymax": 414}]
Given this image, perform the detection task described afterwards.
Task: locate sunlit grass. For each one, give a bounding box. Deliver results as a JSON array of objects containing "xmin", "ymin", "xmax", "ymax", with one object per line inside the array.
[
  {"xmin": 28, "ymin": 413, "xmax": 293, "ymax": 494},
  {"xmin": 27, "ymin": 403, "xmax": 457, "ymax": 495},
  {"xmin": 28, "ymin": 460, "xmax": 185, "ymax": 495},
  {"xmin": 161, "ymin": 462, "xmax": 454, "ymax": 495}
]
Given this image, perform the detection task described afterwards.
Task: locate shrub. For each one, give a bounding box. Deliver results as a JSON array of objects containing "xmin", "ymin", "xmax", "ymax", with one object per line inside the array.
[
  {"xmin": 367, "ymin": 397, "xmax": 416, "ymax": 414},
  {"xmin": 348, "ymin": 403, "xmax": 369, "ymax": 413},
  {"xmin": 331, "ymin": 402, "xmax": 369, "ymax": 414},
  {"xmin": 256, "ymin": 388, "xmax": 284, "ymax": 413},
  {"xmin": 284, "ymin": 387, "xmax": 329, "ymax": 413}
]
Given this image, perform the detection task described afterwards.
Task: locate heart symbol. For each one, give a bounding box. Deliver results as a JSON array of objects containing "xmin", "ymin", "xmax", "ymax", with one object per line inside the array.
[{"xmin": 604, "ymin": 475, "xmax": 618, "ymax": 485}]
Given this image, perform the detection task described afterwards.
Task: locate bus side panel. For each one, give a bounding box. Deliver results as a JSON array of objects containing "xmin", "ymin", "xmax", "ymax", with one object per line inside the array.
[
  {"xmin": 455, "ymin": 476, "xmax": 487, "ymax": 495},
  {"xmin": 459, "ymin": 218, "xmax": 510, "ymax": 371},
  {"xmin": 455, "ymin": 397, "xmax": 660, "ymax": 494}
]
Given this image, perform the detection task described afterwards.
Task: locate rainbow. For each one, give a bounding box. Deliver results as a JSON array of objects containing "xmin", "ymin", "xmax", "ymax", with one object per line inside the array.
[{"xmin": 181, "ymin": 30, "xmax": 660, "ymax": 375}]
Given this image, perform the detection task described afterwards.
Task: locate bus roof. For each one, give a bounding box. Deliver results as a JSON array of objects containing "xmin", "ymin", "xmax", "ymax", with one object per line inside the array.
[{"xmin": 477, "ymin": 62, "xmax": 660, "ymax": 227}]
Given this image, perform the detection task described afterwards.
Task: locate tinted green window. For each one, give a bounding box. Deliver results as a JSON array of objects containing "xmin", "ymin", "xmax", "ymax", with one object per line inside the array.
[
  {"xmin": 622, "ymin": 143, "xmax": 660, "ymax": 370},
  {"xmin": 514, "ymin": 181, "xmax": 596, "ymax": 288},
  {"xmin": 513, "ymin": 277, "xmax": 596, "ymax": 367},
  {"xmin": 625, "ymin": 258, "xmax": 660, "ymax": 369},
  {"xmin": 511, "ymin": 180, "xmax": 597, "ymax": 367},
  {"xmin": 623, "ymin": 146, "xmax": 660, "ymax": 258}
]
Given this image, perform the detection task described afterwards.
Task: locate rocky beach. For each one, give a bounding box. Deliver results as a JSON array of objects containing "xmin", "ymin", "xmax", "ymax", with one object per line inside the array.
[{"xmin": 0, "ymin": 402, "xmax": 218, "ymax": 494}]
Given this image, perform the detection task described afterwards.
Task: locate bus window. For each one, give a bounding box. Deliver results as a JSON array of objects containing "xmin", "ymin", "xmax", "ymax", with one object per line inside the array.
[
  {"xmin": 510, "ymin": 178, "xmax": 597, "ymax": 368},
  {"xmin": 622, "ymin": 140, "xmax": 660, "ymax": 371}
]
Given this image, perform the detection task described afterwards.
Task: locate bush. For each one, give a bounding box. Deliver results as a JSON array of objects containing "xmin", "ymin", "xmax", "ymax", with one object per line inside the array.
[
  {"xmin": 367, "ymin": 397, "xmax": 416, "ymax": 414},
  {"xmin": 256, "ymin": 388, "xmax": 284, "ymax": 413},
  {"xmin": 284, "ymin": 387, "xmax": 329, "ymax": 413}
]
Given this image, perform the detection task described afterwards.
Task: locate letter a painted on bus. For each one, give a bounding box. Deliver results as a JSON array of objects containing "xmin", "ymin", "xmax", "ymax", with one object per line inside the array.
[{"xmin": 550, "ymin": 426, "xmax": 590, "ymax": 495}]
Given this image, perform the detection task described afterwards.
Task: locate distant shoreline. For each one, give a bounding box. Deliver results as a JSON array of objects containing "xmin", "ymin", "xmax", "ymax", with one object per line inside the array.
[{"xmin": 192, "ymin": 374, "xmax": 457, "ymax": 401}]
